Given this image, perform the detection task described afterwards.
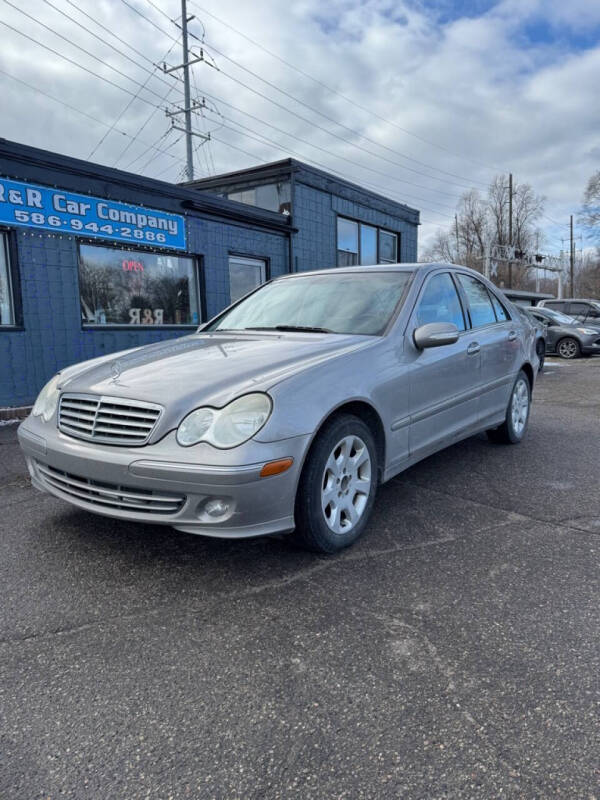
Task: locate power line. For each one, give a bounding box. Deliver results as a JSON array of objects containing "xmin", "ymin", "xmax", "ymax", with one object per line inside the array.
[
  {"xmin": 113, "ymin": 83, "xmax": 179, "ymax": 167},
  {"xmin": 87, "ymin": 39, "xmax": 181, "ymax": 160},
  {"xmin": 199, "ymin": 55, "xmax": 482, "ymax": 194},
  {"xmin": 199, "ymin": 38, "xmax": 490, "ymax": 189},
  {"xmin": 114, "ymin": 0, "xmax": 487, "ymax": 191},
  {"xmin": 0, "ymin": 3, "xmax": 181, "ymax": 109},
  {"xmin": 208, "ymin": 114, "xmax": 459, "ymax": 216},
  {"xmin": 188, "ymin": 0, "xmax": 502, "ymax": 175},
  {"xmin": 0, "ymin": 65, "xmax": 188, "ymax": 168},
  {"xmin": 61, "ymin": 0, "xmax": 185, "ymax": 87},
  {"xmin": 208, "ymin": 120, "xmax": 454, "ymax": 222}
]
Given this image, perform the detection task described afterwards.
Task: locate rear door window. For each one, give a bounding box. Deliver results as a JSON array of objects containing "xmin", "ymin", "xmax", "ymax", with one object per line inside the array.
[
  {"xmin": 489, "ymin": 292, "xmax": 509, "ymax": 322},
  {"xmin": 456, "ymin": 274, "xmax": 497, "ymax": 328}
]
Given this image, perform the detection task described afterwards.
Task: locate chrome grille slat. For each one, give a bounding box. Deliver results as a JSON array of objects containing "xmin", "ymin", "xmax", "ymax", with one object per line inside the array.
[
  {"xmin": 95, "ymin": 407, "xmax": 158, "ymax": 420},
  {"xmin": 60, "ymin": 420, "xmax": 95, "ymax": 434},
  {"xmin": 60, "ymin": 409, "xmax": 97, "ymax": 422},
  {"xmin": 58, "ymin": 393, "xmax": 162, "ymax": 445},
  {"xmin": 92, "ymin": 425, "xmax": 152, "ymax": 437},
  {"xmin": 36, "ymin": 463, "xmax": 184, "ymax": 515},
  {"xmin": 94, "ymin": 416, "xmax": 155, "ymax": 430}
]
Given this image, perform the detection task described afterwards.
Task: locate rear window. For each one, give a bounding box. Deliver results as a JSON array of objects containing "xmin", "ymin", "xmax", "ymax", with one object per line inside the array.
[{"xmin": 457, "ymin": 274, "xmax": 497, "ymax": 328}]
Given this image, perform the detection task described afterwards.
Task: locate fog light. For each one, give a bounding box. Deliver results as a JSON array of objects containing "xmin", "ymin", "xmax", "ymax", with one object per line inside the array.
[
  {"xmin": 196, "ymin": 496, "xmax": 234, "ymax": 523},
  {"xmin": 205, "ymin": 498, "xmax": 230, "ymax": 518}
]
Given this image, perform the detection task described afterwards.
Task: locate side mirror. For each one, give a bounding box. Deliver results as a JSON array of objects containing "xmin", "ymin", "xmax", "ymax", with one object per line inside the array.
[{"xmin": 413, "ymin": 322, "xmax": 460, "ymax": 349}]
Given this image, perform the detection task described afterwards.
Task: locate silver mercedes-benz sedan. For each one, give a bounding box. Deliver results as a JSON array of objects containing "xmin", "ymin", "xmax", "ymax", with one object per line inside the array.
[{"xmin": 18, "ymin": 263, "xmax": 538, "ymax": 553}]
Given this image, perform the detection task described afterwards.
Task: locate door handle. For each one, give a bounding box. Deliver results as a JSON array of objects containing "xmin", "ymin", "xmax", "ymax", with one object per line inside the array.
[
  {"xmin": 508, "ymin": 330, "xmax": 517, "ymax": 341},
  {"xmin": 467, "ymin": 342, "xmax": 480, "ymax": 355}
]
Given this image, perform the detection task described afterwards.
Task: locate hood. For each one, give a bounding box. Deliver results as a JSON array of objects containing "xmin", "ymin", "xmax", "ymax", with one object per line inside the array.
[{"xmin": 58, "ymin": 331, "xmax": 373, "ymax": 429}]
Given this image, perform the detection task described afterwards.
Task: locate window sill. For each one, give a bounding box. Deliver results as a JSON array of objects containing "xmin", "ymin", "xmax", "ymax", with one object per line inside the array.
[{"xmin": 81, "ymin": 324, "xmax": 199, "ymax": 331}]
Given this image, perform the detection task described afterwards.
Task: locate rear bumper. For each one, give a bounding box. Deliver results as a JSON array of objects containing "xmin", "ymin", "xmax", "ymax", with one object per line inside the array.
[{"xmin": 18, "ymin": 417, "xmax": 311, "ymax": 538}]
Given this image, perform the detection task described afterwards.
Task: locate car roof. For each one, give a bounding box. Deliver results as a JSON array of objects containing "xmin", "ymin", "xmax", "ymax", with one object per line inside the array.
[
  {"xmin": 272, "ymin": 262, "xmax": 486, "ymax": 281},
  {"xmin": 544, "ymin": 298, "xmax": 599, "ymax": 304}
]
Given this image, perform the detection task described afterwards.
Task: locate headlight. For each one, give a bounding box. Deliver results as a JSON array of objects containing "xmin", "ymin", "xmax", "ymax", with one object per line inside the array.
[
  {"xmin": 31, "ymin": 374, "xmax": 61, "ymax": 422},
  {"xmin": 177, "ymin": 393, "xmax": 272, "ymax": 448},
  {"xmin": 577, "ymin": 328, "xmax": 597, "ymax": 335}
]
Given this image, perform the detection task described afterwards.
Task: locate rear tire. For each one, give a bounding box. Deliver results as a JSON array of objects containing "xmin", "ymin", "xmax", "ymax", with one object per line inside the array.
[
  {"xmin": 487, "ymin": 370, "xmax": 531, "ymax": 444},
  {"xmin": 294, "ymin": 414, "xmax": 378, "ymax": 554},
  {"xmin": 556, "ymin": 337, "xmax": 580, "ymax": 359}
]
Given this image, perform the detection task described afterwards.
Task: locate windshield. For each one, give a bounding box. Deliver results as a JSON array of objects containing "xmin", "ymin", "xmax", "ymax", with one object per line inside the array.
[
  {"xmin": 208, "ymin": 271, "xmax": 413, "ymax": 335},
  {"xmin": 540, "ymin": 307, "xmax": 576, "ymax": 325}
]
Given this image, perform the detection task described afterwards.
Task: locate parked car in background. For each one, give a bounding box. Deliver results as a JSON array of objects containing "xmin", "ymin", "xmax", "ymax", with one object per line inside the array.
[
  {"xmin": 18, "ymin": 263, "xmax": 538, "ymax": 554},
  {"xmin": 527, "ymin": 306, "xmax": 600, "ymax": 359},
  {"xmin": 517, "ymin": 307, "xmax": 547, "ymax": 371},
  {"xmin": 538, "ymin": 298, "xmax": 600, "ymax": 325}
]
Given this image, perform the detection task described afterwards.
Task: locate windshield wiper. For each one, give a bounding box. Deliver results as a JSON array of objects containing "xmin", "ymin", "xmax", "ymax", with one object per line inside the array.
[{"xmin": 244, "ymin": 325, "xmax": 334, "ymax": 334}]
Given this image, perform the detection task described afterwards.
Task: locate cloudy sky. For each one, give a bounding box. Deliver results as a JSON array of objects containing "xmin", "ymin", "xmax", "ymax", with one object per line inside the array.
[{"xmin": 0, "ymin": 0, "xmax": 599, "ymax": 253}]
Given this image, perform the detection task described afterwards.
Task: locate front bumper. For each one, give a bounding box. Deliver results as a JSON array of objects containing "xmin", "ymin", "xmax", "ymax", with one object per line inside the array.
[
  {"xmin": 18, "ymin": 416, "xmax": 311, "ymax": 538},
  {"xmin": 580, "ymin": 335, "xmax": 600, "ymax": 355}
]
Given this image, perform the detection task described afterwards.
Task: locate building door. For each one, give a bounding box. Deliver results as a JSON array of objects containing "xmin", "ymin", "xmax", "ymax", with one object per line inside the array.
[{"xmin": 228, "ymin": 256, "xmax": 267, "ymax": 304}]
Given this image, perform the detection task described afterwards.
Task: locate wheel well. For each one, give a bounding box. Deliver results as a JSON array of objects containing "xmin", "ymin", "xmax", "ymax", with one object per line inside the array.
[
  {"xmin": 320, "ymin": 401, "xmax": 386, "ymax": 482},
  {"xmin": 520, "ymin": 362, "xmax": 534, "ymax": 390}
]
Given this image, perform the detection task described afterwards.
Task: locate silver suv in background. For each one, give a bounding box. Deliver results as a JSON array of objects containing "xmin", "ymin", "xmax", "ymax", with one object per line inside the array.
[{"xmin": 538, "ymin": 298, "xmax": 600, "ymax": 326}]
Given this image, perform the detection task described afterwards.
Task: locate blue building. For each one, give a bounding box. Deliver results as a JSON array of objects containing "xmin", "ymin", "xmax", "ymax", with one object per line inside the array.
[{"xmin": 0, "ymin": 139, "xmax": 419, "ymax": 410}]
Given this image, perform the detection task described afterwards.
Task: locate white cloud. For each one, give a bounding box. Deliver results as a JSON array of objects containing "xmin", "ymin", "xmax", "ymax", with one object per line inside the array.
[{"xmin": 0, "ymin": 0, "xmax": 597, "ymax": 253}]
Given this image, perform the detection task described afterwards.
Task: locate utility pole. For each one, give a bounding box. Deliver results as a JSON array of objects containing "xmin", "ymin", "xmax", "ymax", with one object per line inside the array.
[
  {"xmin": 181, "ymin": 0, "xmax": 194, "ymax": 181},
  {"xmin": 162, "ymin": 0, "xmax": 212, "ymax": 181},
  {"xmin": 570, "ymin": 214, "xmax": 574, "ymax": 296},
  {"xmin": 508, "ymin": 172, "xmax": 513, "ymax": 288}
]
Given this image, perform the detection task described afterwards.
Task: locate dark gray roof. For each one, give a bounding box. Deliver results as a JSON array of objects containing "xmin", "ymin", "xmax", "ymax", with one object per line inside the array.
[{"xmin": 0, "ymin": 138, "xmax": 294, "ymax": 234}]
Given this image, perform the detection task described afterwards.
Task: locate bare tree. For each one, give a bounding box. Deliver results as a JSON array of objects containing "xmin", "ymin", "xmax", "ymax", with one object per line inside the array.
[
  {"xmin": 579, "ymin": 171, "xmax": 600, "ymax": 238},
  {"xmin": 419, "ymin": 228, "xmax": 454, "ymax": 262},
  {"xmin": 420, "ymin": 174, "xmax": 545, "ymax": 288}
]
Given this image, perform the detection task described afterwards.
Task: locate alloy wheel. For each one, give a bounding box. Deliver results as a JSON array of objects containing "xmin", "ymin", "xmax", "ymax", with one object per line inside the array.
[
  {"xmin": 558, "ymin": 339, "xmax": 578, "ymax": 359},
  {"xmin": 511, "ymin": 378, "xmax": 529, "ymax": 436},
  {"xmin": 321, "ymin": 435, "xmax": 372, "ymax": 534}
]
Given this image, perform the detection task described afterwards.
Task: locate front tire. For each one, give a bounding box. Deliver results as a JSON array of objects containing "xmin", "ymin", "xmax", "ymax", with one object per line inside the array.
[
  {"xmin": 294, "ymin": 414, "xmax": 378, "ymax": 554},
  {"xmin": 557, "ymin": 337, "xmax": 580, "ymax": 359},
  {"xmin": 487, "ymin": 370, "xmax": 531, "ymax": 444}
]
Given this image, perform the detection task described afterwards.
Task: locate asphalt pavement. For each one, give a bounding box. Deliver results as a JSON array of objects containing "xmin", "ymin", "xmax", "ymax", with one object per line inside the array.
[{"xmin": 1, "ymin": 358, "xmax": 599, "ymax": 799}]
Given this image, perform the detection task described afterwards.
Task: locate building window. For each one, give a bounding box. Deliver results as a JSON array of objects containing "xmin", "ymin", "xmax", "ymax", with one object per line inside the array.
[
  {"xmin": 337, "ymin": 218, "xmax": 359, "ymax": 266},
  {"xmin": 360, "ymin": 224, "xmax": 378, "ymax": 265},
  {"xmin": 0, "ymin": 232, "xmax": 15, "ymax": 326},
  {"xmin": 78, "ymin": 243, "xmax": 200, "ymax": 327},
  {"xmin": 226, "ymin": 182, "xmax": 291, "ymax": 215},
  {"xmin": 379, "ymin": 230, "xmax": 398, "ymax": 264},
  {"xmin": 337, "ymin": 217, "xmax": 400, "ymax": 266},
  {"xmin": 228, "ymin": 256, "xmax": 267, "ymax": 304}
]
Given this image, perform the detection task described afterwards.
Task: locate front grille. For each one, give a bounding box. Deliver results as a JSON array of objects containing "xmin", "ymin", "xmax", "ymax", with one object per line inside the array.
[
  {"xmin": 36, "ymin": 462, "xmax": 185, "ymax": 515},
  {"xmin": 58, "ymin": 394, "xmax": 162, "ymax": 445}
]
